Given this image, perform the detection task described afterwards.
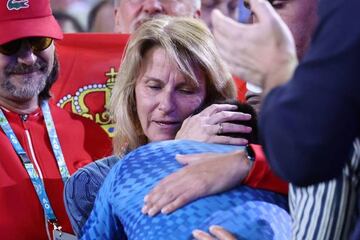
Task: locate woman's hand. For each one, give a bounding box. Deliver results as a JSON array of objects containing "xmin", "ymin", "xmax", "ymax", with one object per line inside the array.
[
  {"xmin": 175, "ymin": 104, "xmax": 252, "ymax": 145},
  {"xmin": 193, "ymin": 226, "xmax": 237, "ymax": 240},
  {"xmin": 141, "ymin": 150, "xmax": 252, "ymax": 216}
]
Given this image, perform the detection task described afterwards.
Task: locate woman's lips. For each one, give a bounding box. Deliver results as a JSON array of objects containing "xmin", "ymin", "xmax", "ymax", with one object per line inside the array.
[{"xmin": 153, "ymin": 120, "xmax": 181, "ymax": 129}]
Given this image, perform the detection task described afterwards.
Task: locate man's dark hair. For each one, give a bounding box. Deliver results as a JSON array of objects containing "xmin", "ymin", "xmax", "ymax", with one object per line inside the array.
[{"xmin": 39, "ymin": 54, "xmax": 59, "ymax": 100}]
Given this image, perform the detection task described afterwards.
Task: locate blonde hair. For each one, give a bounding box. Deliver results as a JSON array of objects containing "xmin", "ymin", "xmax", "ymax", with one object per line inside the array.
[{"xmin": 110, "ymin": 16, "xmax": 236, "ymax": 155}]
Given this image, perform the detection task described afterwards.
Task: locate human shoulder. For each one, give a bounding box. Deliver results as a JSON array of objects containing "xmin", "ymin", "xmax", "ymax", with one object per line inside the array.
[
  {"xmin": 72, "ymin": 155, "xmax": 120, "ymax": 181},
  {"xmin": 64, "ymin": 155, "xmax": 121, "ymax": 237},
  {"xmin": 65, "ymin": 155, "xmax": 120, "ymax": 199}
]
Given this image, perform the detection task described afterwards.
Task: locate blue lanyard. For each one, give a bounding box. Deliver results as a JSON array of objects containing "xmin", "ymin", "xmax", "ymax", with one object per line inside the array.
[{"xmin": 0, "ymin": 100, "xmax": 70, "ymax": 223}]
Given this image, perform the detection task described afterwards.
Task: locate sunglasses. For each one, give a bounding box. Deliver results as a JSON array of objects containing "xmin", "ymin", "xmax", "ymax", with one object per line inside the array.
[{"xmin": 0, "ymin": 37, "xmax": 53, "ymax": 56}]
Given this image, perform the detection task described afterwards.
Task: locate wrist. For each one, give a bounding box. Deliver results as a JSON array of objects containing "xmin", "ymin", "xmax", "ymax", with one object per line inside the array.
[
  {"xmin": 238, "ymin": 145, "xmax": 256, "ymax": 180},
  {"xmin": 219, "ymin": 150, "xmax": 251, "ymax": 188},
  {"xmin": 245, "ymin": 144, "xmax": 255, "ymax": 165},
  {"xmin": 233, "ymin": 147, "xmax": 255, "ymax": 180}
]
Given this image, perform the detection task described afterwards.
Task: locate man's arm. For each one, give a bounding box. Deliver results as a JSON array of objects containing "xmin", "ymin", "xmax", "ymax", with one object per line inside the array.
[
  {"xmin": 141, "ymin": 146, "xmax": 288, "ymax": 216},
  {"xmin": 260, "ymin": 0, "xmax": 360, "ymax": 186}
]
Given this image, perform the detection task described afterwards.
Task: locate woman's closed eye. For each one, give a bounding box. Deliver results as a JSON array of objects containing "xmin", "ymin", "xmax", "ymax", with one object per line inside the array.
[
  {"xmin": 179, "ymin": 89, "xmax": 194, "ymax": 94},
  {"xmin": 145, "ymin": 79, "xmax": 163, "ymax": 91},
  {"xmin": 177, "ymin": 85, "xmax": 197, "ymax": 95},
  {"xmin": 148, "ymin": 84, "xmax": 162, "ymax": 90}
]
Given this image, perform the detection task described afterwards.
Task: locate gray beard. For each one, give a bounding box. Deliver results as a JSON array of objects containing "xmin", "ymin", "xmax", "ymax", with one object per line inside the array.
[
  {"xmin": 3, "ymin": 58, "xmax": 49, "ymax": 101},
  {"xmin": 1, "ymin": 74, "xmax": 47, "ymax": 101}
]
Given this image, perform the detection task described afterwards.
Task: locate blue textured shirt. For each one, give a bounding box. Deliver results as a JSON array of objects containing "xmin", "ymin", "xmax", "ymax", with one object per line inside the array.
[
  {"xmin": 64, "ymin": 156, "xmax": 119, "ymax": 236},
  {"xmin": 80, "ymin": 140, "xmax": 290, "ymax": 240}
]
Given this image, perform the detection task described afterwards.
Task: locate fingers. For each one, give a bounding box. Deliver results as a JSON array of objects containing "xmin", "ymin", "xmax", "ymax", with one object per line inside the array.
[
  {"xmin": 142, "ymin": 189, "xmax": 176, "ymax": 216},
  {"xmin": 214, "ymin": 110, "xmax": 252, "ymax": 127},
  {"xmin": 209, "ymin": 225, "xmax": 237, "ymax": 240},
  {"xmin": 143, "ymin": 185, "xmax": 198, "ymax": 216},
  {"xmin": 193, "ymin": 229, "xmax": 215, "ymax": 240},
  {"xmin": 208, "ymin": 123, "xmax": 252, "ymax": 141},
  {"xmin": 142, "ymin": 175, "xmax": 179, "ymax": 216},
  {"xmin": 198, "ymin": 104, "xmax": 238, "ymax": 117},
  {"xmin": 209, "ymin": 111, "xmax": 252, "ymax": 125},
  {"xmin": 218, "ymin": 122, "xmax": 252, "ymax": 136},
  {"xmin": 193, "ymin": 226, "xmax": 237, "ymax": 240},
  {"xmin": 211, "ymin": 9, "xmax": 246, "ymax": 39},
  {"xmin": 142, "ymin": 169, "xmax": 200, "ymax": 216},
  {"xmin": 177, "ymin": 103, "xmax": 253, "ymax": 144},
  {"xmin": 247, "ymin": 0, "xmax": 274, "ymax": 23},
  {"xmin": 248, "ymin": 0, "xmax": 294, "ymax": 44},
  {"xmin": 211, "ymin": 135, "xmax": 248, "ymax": 146},
  {"xmin": 157, "ymin": 191, "xmax": 192, "ymax": 215}
]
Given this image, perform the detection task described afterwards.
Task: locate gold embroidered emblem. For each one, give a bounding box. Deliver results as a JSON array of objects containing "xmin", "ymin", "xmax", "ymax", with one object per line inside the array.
[{"xmin": 56, "ymin": 67, "xmax": 117, "ymax": 137}]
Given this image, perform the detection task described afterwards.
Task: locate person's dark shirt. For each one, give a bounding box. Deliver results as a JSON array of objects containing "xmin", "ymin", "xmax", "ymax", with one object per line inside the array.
[
  {"xmin": 259, "ymin": 0, "xmax": 360, "ymax": 239},
  {"xmin": 260, "ymin": 0, "xmax": 360, "ymax": 186}
]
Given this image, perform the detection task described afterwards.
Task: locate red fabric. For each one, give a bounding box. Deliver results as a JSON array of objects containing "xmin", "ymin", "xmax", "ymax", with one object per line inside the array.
[
  {"xmin": 52, "ymin": 34, "xmax": 247, "ymax": 136},
  {"xmin": 233, "ymin": 76, "xmax": 247, "ymax": 102},
  {"xmin": 243, "ymin": 144, "xmax": 289, "ymax": 195},
  {"xmin": 0, "ymin": 0, "xmax": 62, "ymax": 45},
  {"xmin": 0, "ymin": 102, "xmax": 112, "ymax": 240},
  {"xmin": 52, "ymin": 33, "xmax": 130, "ymax": 137}
]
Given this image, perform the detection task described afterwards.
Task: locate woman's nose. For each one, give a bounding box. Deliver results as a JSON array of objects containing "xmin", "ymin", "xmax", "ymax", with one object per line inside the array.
[{"xmin": 157, "ymin": 90, "xmax": 176, "ymax": 113}]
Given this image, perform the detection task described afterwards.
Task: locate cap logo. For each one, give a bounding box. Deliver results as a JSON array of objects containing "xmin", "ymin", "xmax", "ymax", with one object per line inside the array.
[{"xmin": 7, "ymin": 0, "xmax": 29, "ymax": 10}]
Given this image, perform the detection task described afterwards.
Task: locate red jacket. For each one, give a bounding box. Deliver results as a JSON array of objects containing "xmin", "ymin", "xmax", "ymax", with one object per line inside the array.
[{"xmin": 0, "ymin": 102, "xmax": 112, "ymax": 240}]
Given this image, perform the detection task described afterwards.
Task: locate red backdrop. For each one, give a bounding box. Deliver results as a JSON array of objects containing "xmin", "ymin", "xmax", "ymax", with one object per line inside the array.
[{"xmin": 51, "ymin": 33, "xmax": 246, "ymax": 137}]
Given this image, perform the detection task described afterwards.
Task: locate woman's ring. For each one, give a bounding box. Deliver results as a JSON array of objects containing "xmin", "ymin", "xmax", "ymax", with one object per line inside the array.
[{"xmin": 217, "ymin": 123, "xmax": 223, "ymax": 135}]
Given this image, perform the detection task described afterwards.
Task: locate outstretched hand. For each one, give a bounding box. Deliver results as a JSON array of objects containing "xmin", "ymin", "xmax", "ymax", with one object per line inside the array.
[
  {"xmin": 141, "ymin": 150, "xmax": 252, "ymax": 216},
  {"xmin": 193, "ymin": 226, "xmax": 237, "ymax": 240},
  {"xmin": 212, "ymin": 0, "xmax": 298, "ymax": 94},
  {"xmin": 175, "ymin": 103, "xmax": 252, "ymax": 146}
]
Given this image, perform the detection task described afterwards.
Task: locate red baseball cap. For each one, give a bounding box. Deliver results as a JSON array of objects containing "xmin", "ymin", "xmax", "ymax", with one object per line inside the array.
[{"xmin": 0, "ymin": 0, "xmax": 63, "ymax": 45}]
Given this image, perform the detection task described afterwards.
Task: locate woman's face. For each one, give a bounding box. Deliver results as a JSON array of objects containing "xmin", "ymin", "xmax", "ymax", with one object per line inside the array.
[{"xmin": 135, "ymin": 47, "xmax": 206, "ymax": 142}]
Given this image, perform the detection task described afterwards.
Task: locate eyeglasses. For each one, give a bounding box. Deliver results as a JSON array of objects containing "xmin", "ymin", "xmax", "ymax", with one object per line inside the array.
[{"xmin": 0, "ymin": 37, "xmax": 53, "ymax": 56}]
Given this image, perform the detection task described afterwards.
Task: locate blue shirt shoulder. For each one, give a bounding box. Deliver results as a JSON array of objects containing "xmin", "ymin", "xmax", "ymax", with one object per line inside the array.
[{"xmin": 64, "ymin": 155, "xmax": 120, "ymax": 236}]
